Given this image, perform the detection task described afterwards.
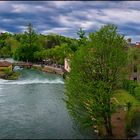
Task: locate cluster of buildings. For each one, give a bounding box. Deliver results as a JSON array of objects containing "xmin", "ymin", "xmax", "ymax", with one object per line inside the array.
[{"xmin": 127, "ymin": 38, "xmax": 140, "ymax": 49}]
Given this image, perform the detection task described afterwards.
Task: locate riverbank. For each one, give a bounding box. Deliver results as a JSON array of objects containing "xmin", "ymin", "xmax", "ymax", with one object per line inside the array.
[
  {"xmin": 32, "ymin": 64, "xmax": 64, "ymax": 75},
  {"xmin": 0, "ymin": 58, "xmax": 65, "ymax": 76},
  {"xmin": 0, "ymin": 70, "xmax": 20, "ymax": 80}
]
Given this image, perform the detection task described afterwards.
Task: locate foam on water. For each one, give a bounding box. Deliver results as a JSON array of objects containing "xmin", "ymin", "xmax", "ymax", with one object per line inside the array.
[
  {"xmin": 0, "ymin": 95, "xmax": 5, "ymax": 97},
  {"xmin": 0, "ymin": 78, "xmax": 64, "ymax": 85}
]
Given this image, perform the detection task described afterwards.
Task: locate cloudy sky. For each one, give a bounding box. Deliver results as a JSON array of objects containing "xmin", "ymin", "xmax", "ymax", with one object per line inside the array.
[{"xmin": 0, "ymin": 1, "xmax": 140, "ymax": 42}]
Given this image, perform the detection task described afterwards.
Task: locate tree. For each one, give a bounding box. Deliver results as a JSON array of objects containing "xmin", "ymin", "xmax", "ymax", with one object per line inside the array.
[
  {"xmin": 45, "ymin": 33, "xmax": 61, "ymax": 49},
  {"xmin": 0, "ymin": 32, "xmax": 12, "ymax": 48},
  {"xmin": 13, "ymin": 23, "xmax": 42, "ymax": 62},
  {"xmin": 0, "ymin": 32, "xmax": 13, "ymax": 58},
  {"xmin": 77, "ymin": 28, "xmax": 88, "ymax": 47},
  {"xmin": 45, "ymin": 43, "xmax": 73, "ymax": 65},
  {"xmin": 77, "ymin": 28, "xmax": 86, "ymax": 39},
  {"xmin": 65, "ymin": 24, "xmax": 127, "ymax": 137},
  {"xmin": 34, "ymin": 49, "xmax": 47, "ymax": 61},
  {"xmin": 5, "ymin": 36, "xmax": 20, "ymax": 56}
]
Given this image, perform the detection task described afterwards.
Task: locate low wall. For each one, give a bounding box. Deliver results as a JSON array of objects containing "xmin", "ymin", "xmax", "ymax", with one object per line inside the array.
[
  {"xmin": 33, "ymin": 64, "xmax": 64, "ymax": 75},
  {"xmin": 42, "ymin": 66, "xmax": 64, "ymax": 75}
]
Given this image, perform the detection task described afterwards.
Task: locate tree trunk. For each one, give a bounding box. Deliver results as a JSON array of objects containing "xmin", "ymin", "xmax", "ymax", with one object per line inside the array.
[
  {"xmin": 108, "ymin": 115, "xmax": 113, "ymax": 136},
  {"xmin": 105, "ymin": 117, "xmax": 113, "ymax": 137},
  {"xmin": 104, "ymin": 101, "xmax": 113, "ymax": 137}
]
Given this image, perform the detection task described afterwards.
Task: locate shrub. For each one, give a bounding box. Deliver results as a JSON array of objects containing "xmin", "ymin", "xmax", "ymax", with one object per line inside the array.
[
  {"xmin": 122, "ymin": 80, "xmax": 138, "ymax": 96},
  {"xmin": 134, "ymin": 87, "xmax": 140, "ymax": 101}
]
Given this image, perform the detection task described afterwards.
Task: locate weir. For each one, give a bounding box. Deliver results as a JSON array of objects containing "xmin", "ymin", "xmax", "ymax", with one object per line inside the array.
[{"xmin": 12, "ymin": 62, "xmax": 33, "ymax": 69}]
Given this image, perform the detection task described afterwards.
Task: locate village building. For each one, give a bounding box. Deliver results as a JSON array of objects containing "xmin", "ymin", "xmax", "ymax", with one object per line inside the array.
[
  {"xmin": 64, "ymin": 58, "xmax": 71, "ymax": 73},
  {"xmin": 0, "ymin": 61, "xmax": 13, "ymax": 71},
  {"xmin": 127, "ymin": 38, "xmax": 140, "ymax": 82}
]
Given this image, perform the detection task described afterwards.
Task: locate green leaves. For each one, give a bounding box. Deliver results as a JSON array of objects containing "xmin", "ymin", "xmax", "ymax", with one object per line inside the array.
[
  {"xmin": 65, "ymin": 24, "xmax": 127, "ymax": 135},
  {"xmin": 13, "ymin": 23, "xmax": 42, "ymax": 62}
]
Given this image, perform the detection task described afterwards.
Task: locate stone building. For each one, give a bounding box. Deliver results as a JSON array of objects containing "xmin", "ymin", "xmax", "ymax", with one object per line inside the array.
[
  {"xmin": 127, "ymin": 38, "xmax": 140, "ymax": 82},
  {"xmin": 64, "ymin": 58, "xmax": 71, "ymax": 73}
]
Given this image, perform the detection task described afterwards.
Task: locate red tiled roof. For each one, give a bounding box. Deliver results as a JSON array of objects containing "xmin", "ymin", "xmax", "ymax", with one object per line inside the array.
[{"xmin": 0, "ymin": 61, "xmax": 12, "ymax": 67}]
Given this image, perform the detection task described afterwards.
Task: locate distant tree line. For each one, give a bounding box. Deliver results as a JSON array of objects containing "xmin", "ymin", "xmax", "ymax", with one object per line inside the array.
[{"xmin": 0, "ymin": 23, "xmax": 85, "ymax": 65}]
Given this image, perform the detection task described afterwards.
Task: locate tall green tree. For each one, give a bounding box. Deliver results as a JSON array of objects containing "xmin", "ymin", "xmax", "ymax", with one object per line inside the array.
[
  {"xmin": 5, "ymin": 36, "xmax": 20, "ymax": 56},
  {"xmin": 0, "ymin": 32, "xmax": 13, "ymax": 58},
  {"xmin": 0, "ymin": 32, "xmax": 12, "ymax": 48},
  {"xmin": 13, "ymin": 23, "xmax": 42, "ymax": 62},
  {"xmin": 45, "ymin": 33, "xmax": 61, "ymax": 49},
  {"xmin": 77, "ymin": 28, "xmax": 88, "ymax": 47},
  {"xmin": 65, "ymin": 25, "xmax": 127, "ymax": 137},
  {"xmin": 45, "ymin": 43, "xmax": 73, "ymax": 65}
]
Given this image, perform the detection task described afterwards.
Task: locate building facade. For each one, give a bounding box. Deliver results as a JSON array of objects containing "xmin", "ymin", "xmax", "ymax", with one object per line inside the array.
[
  {"xmin": 127, "ymin": 38, "xmax": 140, "ymax": 82},
  {"xmin": 64, "ymin": 58, "xmax": 71, "ymax": 73},
  {"xmin": 0, "ymin": 61, "xmax": 13, "ymax": 71}
]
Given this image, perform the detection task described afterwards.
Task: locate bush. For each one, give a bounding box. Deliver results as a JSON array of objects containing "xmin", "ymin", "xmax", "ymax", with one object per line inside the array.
[
  {"xmin": 122, "ymin": 80, "xmax": 138, "ymax": 96},
  {"xmin": 134, "ymin": 87, "xmax": 140, "ymax": 101},
  {"xmin": 7, "ymin": 72, "xmax": 20, "ymax": 80},
  {"xmin": 32, "ymin": 66, "xmax": 42, "ymax": 71}
]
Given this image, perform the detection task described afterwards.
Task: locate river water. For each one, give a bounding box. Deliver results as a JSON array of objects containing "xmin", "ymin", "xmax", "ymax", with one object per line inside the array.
[{"xmin": 0, "ymin": 69, "xmax": 97, "ymax": 139}]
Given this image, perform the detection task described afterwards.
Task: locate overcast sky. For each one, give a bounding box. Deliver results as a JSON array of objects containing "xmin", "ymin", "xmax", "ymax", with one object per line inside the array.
[{"xmin": 0, "ymin": 1, "xmax": 140, "ymax": 42}]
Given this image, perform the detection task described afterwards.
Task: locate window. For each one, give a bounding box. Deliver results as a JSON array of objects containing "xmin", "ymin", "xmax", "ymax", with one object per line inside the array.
[
  {"xmin": 134, "ymin": 65, "xmax": 137, "ymax": 72},
  {"xmin": 134, "ymin": 77, "xmax": 137, "ymax": 81}
]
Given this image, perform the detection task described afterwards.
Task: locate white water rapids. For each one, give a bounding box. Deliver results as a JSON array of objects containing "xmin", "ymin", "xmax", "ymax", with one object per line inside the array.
[{"xmin": 0, "ymin": 78, "xmax": 64, "ymax": 85}]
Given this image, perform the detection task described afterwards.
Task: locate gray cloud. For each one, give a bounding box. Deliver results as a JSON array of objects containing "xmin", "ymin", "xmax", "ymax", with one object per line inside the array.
[{"xmin": 0, "ymin": 1, "xmax": 140, "ymax": 41}]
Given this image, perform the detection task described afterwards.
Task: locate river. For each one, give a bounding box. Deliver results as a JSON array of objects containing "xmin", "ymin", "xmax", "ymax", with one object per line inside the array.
[{"xmin": 0, "ymin": 69, "xmax": 97, "ymax": 139}]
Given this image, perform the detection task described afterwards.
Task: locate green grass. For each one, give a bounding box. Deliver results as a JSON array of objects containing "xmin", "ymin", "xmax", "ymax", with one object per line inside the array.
[
  {"xmin": 114, "ymin": 89, "xmax": 140, "ymax": 109},
  {"xmin": 7, "ymin": 72, "xmax": 20, "ymax": 80},
  {"xmin": 32, "ymin": 66, "xmax": 42, "ymax": 71},
  {"xmin": 113, "ymin": 89, "xmax": 140, "ymax": 133},
  {"xmin": 0, "ymin": 70, "xmax": 20, "ymax": 80}
]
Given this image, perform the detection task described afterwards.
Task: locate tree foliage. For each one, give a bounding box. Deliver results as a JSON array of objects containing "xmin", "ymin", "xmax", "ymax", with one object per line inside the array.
[
  {"xmin": 0, "ymin": 34, "xmax": 13, "ymax": 58},
  {"xmin": 13, "ymin": 23, "xmax": 42, "ymax": 62},
  {"xmin": 45, "ymin": 43, "xmax": 73, "ymax": 65},
  {"xmin": 65, "ymin": 24, "xmax": 127, "ymax": 137},
  {"xmin": 0, "ymin": 23, "xmax": 81, "ymax": 64},
  {"xmin": 77, "ymin": 28, "xmax": 88, "ymax": 47}
]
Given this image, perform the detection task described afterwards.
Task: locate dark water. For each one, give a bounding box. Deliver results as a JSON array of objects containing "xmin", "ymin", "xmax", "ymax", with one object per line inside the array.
[
  {"xmin": 0, "ymin": 69, "xmax": 97, "ymax": 139},
  {"xmin": 132, "ymin": 112, "xmax": 140, "ymax": 139}
]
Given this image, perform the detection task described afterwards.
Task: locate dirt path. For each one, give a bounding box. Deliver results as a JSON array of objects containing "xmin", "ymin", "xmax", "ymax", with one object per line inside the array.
[{"xmin": 111, "ymin": 108, "xmax": 126, "ymax": 139}]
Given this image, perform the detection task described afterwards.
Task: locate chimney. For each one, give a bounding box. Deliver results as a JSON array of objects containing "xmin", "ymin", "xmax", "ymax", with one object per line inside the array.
[{"xmin": 127, "ymin": 38, "xmax": 132, "ymax": 43}]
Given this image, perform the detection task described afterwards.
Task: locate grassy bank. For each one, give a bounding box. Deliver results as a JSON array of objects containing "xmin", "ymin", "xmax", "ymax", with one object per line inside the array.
[
  {"xmin": 0, "ymin": 70, "xmax": 20, "ymax": 80},
  {"xmin": 113, "ymin": 90, "xmax": 140, "ymax": 137},
  {"xmin": 32, "ymin": 65, "xmax": 43, "ymax": 71}
]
